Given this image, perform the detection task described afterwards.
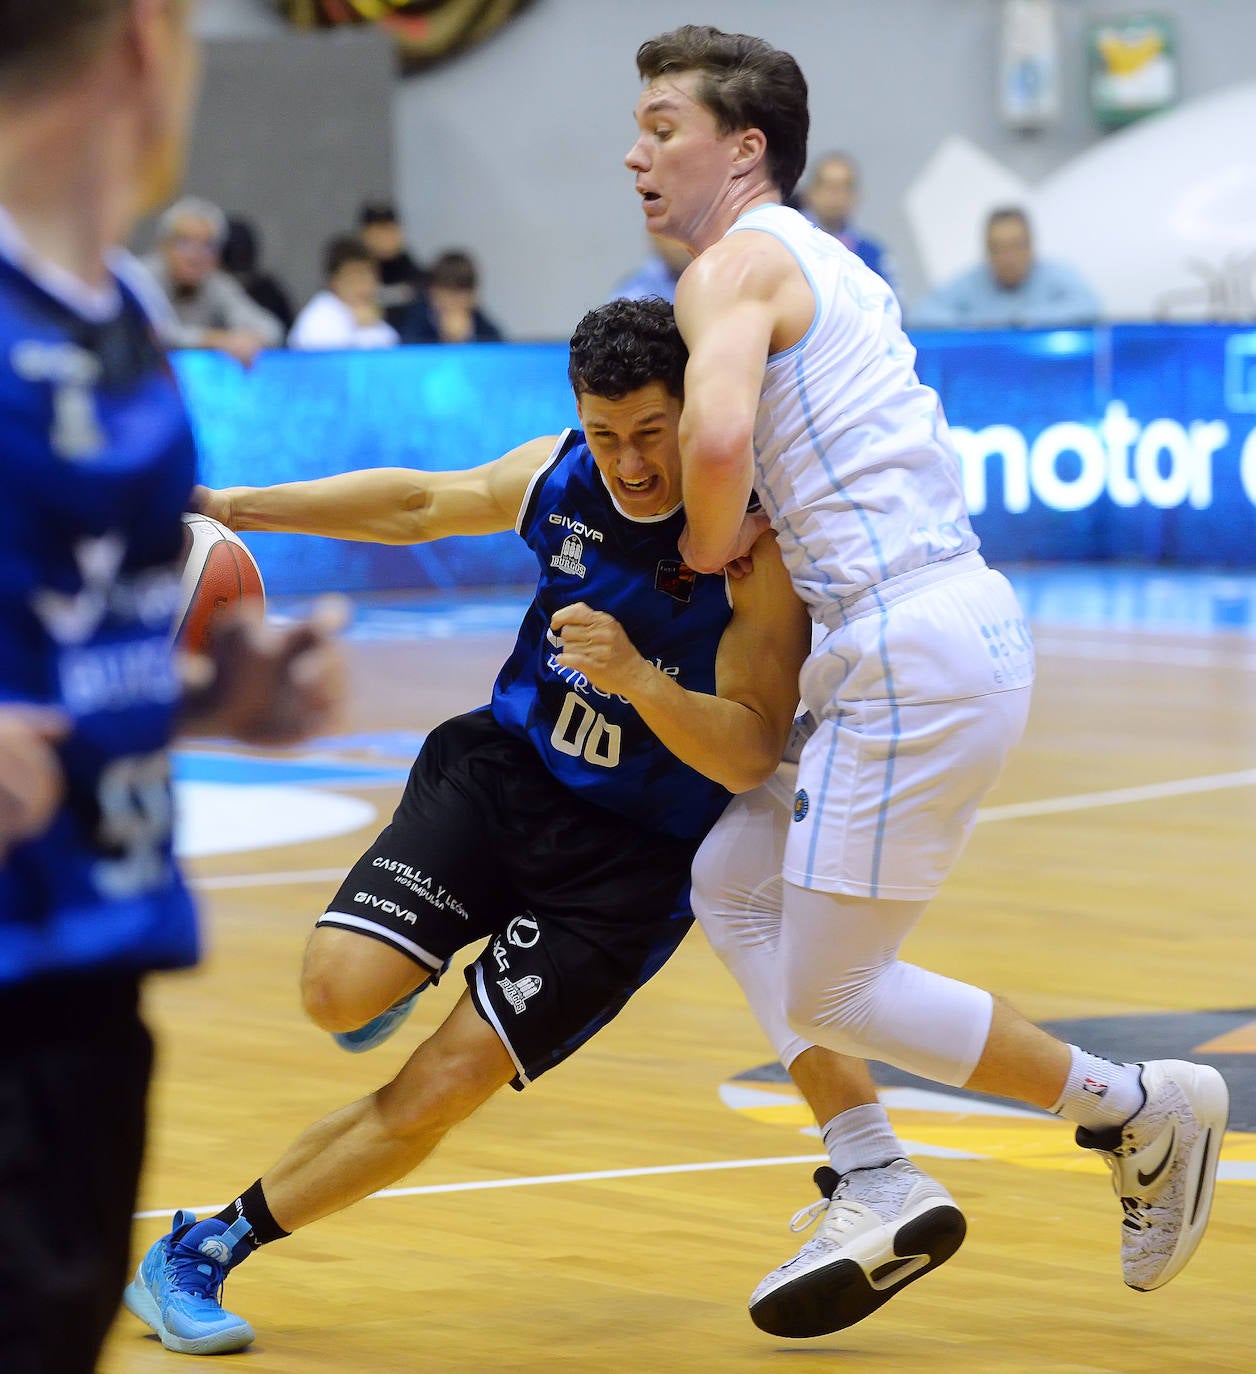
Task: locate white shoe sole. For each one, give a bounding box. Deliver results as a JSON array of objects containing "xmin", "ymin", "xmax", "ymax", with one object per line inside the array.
[{"xmin": 123, "ymin": 1274, "xmax": 255, "ymax": 1355}]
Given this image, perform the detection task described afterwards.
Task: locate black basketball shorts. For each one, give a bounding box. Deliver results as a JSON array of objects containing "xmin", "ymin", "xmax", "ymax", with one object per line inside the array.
[{"xmin": 318, "ymin": 709, "xmax": 701, "ymax": 1086}]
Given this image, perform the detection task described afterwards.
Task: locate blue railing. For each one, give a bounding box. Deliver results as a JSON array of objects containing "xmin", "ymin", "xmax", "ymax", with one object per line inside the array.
[{"xmin": 176, "ymin": 324, "xmax": 1256, "ymax": 594}]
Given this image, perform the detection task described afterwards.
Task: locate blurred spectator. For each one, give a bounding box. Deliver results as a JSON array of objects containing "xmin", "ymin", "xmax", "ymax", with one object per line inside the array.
[
  {"xmin": 142, "ymin": 196, "xmax": 283, "ymax": 366},
  {"xmin": 402, "ymin": 250, "xmax": 504, "ymax": 344},
  {"xmin": 359, "ymin": 200, "xmax": 426, "ymax": 332},
  {"xmin": 798, "ymin": 152, "xmax": 894, "ymax": 290},
  {"xmin": 912, "ymin": 206, "xmax": 1101, "ymax": 329},
  {"xmin": 289, "ymin": 235, "xmax": 400, "ymax": 351},
  {"xmin": 221, "ymin": 216, "xmax": 296, "ymax": 335},
  {"xmin": 611, "ymin": 236, "xmax": 691, "ymax": 304}
]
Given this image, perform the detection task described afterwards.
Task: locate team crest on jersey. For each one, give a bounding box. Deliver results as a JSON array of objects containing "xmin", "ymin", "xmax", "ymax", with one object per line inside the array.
[
  {"xmin": 550, "ymin": 532, "xmax": 589, "ymax": 579},
  {"xmin": 654, "ymin": 558, "xmax": 697, "ymax": 604},
  {"xmin": 498, "ymin": 974, "xmax": 543, "ymax": 1014},
  {"xmin": 793, "ymin": 789, "xmax": 809, "ymax": 822}
]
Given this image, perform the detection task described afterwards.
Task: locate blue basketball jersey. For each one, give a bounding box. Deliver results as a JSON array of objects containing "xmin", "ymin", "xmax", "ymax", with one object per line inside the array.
[
  {"xmin": 0, "ymin": 224, "xmax": 199, "ymax": 986},
  {"xmin": 491, "ymin": 430, "xmax": 734, "ymax": 840}
]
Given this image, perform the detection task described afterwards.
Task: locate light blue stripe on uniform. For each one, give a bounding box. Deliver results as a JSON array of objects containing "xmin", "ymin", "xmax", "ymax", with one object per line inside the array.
[{"xmin": 793, "ymin": 352, "xmax": 900, "ymax": 896}]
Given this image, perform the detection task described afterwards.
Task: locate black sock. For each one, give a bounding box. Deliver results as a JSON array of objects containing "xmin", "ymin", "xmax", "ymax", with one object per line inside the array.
[{"xmin": 214, "ymin": 1178, "xmax": 291, "ymax": 1249}]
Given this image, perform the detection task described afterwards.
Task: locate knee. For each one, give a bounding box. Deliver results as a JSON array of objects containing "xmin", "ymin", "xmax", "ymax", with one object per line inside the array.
[
  {"xmin": 689, "ymin": 839, "xmax": 724, "ymax": 926},
  {"xmin": 690, "ymin": 847, "xmax": 781, "ymax": 963},
  {"xmin": 783, "ymin": 965, "xmax": 881, "ymax": 1056},
  {"xmin": 300, "ymin": 955, "xmax": 389, "ymax": 1034}
]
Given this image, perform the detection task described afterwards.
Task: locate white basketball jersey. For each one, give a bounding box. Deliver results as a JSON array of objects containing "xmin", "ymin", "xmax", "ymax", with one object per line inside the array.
[{"xmin": 727, "ymin": 205, "xmax": 979, "ymax": 624}]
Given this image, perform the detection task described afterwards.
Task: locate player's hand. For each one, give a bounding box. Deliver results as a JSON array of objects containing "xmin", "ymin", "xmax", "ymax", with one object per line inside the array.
[
  {"xmin": 550, "ymin": 602, "xmax": 649, "ymax": 699},
  {"xmin": 181, "ymin": 596, "xmax": 349, "ymax": 746},
  {"xmin": 678, "ymin": 508, "xmax": 770, "ymax": 579},
  {"xmin": 189, "ymin": 484, "xmax": 237, "ymax": 528},
  {"xmin": 0, "ymin": 706, "xmax": 69, "ymax": 859}
]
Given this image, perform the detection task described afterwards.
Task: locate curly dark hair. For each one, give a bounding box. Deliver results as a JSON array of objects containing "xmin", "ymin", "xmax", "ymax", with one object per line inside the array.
[
  {"xmin": 636, "ymin": 25, "xmax": 809, "ymax": 201},
  {"xmin": 0, "ymin": 0, "xmax": 129, "ymax": 93},
  {"xmin": 567, "ymin": 297, "xmax": 687, "ymax": 401}
]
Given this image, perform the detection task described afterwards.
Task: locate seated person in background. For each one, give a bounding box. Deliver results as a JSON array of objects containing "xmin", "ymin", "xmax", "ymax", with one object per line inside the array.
[
  {"xmin": 610, "ymin": 235, "xmax": 691, "ymax": 304},
  {"xmin": 289, "ymin": 236, "xmax": 400, "ymax": 351},
  {"xmin": 221, "ymin": 217, "xmax": 296, "ymax": 335},
  {"xmin": 141, "ymin": 196, "xmax": 284, "ymax": 366},
  {"xmin": 402, "ymin": 249, "xmax": 504, "ymax": 344},
  {"xmin": 359, "ymin": 200, "xmax": 427, "ymax": 332},
  {"xmin": 912, "ymin": 206, "xmax": 1101, "ymax": 329},
  {"xmin": 797, "ymin": 151, "xmax": 894, "ymax": 291}
]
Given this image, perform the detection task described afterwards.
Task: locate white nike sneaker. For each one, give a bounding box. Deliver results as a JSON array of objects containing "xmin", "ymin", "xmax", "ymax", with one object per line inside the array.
[
  {"xmin": 1076, "ymin": 1059, "xmax": 1229, "ymax": 1292},
  {"xmin": 748, "ymin": 1158, "xmax": 966, "ymax": 1339}
]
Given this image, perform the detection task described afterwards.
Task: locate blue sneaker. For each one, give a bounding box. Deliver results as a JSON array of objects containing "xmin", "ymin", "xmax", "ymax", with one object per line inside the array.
[
  {"xmin": 330, "ymin": 957, "xmax": 454, "ymax": 1053},
  {"xmin": 123, "ymin": 1210, "xmax": 255, "ymax": 1355},
  {"xmin": 332, "ymin": 981, "xmax": 431, "ymax": 1054}
]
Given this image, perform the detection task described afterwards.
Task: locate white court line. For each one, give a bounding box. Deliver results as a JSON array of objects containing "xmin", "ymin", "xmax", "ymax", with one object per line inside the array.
[
  {"xmin": 190, "ymin": 767, "xmax": 1256, "ymax": 892},
  {"xmin": 975, "ymin": 768, "xmax": 1256, "ymax": 823},
  {"xmin": 133, "ymin": 1152, "xmax": 826, "ymax": 1220},
  {"xmin": 192, "ymin": 866, "xmax": 347, "ymax": 891}
]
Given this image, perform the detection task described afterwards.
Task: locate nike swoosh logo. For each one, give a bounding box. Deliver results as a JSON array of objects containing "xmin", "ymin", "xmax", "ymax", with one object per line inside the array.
[{"xmin": 1136, "ymin": 1125, "xmax": 1177, "ymax": 1188}]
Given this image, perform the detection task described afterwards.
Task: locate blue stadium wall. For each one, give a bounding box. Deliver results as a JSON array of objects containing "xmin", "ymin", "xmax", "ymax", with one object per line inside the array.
[{"xmin": 175, "ymin": 325, "xmax": 1256, "ymax": 595}]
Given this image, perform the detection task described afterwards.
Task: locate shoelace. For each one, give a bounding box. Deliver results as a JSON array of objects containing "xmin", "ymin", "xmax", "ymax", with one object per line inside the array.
[
  {"xmin": 1120, "ymin": 1196, "xmax": 1152, "ymax": 1234},
  {"xmin": 788, "ymin": 1191, "xmax": 868, "ymax": 1243},
  {"xmin": 166, "ymin": 1238, "xmax": 228, "ymax": 1301}
]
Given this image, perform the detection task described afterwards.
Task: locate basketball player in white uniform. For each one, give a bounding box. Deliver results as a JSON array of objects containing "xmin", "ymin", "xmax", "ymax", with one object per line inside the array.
[{"xmin": 625, "ymin": 23, "xmax": 1229, "ymax": 1339}]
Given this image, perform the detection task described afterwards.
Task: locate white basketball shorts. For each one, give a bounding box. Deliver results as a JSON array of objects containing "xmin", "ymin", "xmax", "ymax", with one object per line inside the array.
[{"xmin": 781, "ymin": 553, "xmax": 1034, "ymax": 899}]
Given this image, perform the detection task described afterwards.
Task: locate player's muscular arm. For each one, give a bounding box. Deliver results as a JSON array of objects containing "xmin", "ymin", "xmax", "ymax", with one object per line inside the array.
[
  {"xmin": 193, "ymin": 436, "xmax": 555, "ymax": 545},
  {"xmin": 673, "ymin": 240, "xmax": 781, "ymax": 574},
  {"xmin": 550, "ymin": 530, "xmax": 809, "ymax": 793}
]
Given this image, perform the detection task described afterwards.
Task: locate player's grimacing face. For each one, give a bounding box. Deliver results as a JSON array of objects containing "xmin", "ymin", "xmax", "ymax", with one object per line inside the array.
[
  {"xmin": 626, "ymin": 72, "xmax": 738, "ymax": 249},
  {"xmin": 577, "ymin": 381, "xmax": 683, "ymax": 518}
]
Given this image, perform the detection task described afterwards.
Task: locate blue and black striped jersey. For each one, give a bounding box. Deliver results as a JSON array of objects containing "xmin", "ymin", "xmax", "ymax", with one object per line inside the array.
[
  {"xmin": 0, "ymin": 225, "xmax": 198, "ymax": 986},
  {"xmin": 491, "ymin": 430, "xmax": 734, "ymax": 840}
]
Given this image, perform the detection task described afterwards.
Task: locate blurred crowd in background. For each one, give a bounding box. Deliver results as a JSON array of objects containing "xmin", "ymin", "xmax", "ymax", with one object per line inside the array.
[{"xmin": 139, "ymin": 147, "xmax": 1104, "ymax": 367}]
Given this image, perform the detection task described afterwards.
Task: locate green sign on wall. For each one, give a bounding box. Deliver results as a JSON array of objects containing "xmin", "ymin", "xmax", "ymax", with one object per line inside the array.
[{"xmin": 1089, "ymin": 15, "xmax": 1177, "ymax": 128}]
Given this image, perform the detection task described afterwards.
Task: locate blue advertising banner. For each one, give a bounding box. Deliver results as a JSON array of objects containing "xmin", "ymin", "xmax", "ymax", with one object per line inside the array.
[
  {"xmin": 175, "ymin": 344, "xmax": 575, "ymax": 594},
  {"xmin": 915, "ymin": 324, "xmax": 1256, "ymax": 566},
  {"xmin": 175, "ymin": 326, "xmax": 1256, "ymax": 594}
]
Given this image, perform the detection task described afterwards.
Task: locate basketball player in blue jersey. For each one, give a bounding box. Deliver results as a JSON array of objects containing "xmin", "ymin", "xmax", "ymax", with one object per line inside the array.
[
  {"xmin": 120, "ymin": 296, "xmax": 827, "ymax": 1356},
  {"xmin": 0, "ymin": 6, "xmax": 346, "ymax": 1371},
  {"xmin": 624, "ymin": 22, "xmax": 1229, "ymax": 1339}
]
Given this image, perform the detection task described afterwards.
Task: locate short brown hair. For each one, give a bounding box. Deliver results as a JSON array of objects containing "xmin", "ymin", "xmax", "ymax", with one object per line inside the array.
[
  {"xmin": 430, "ymin": 251, "xmax": 478, "ymax": 292},
  {"xmin": 636, "ymin": 25, "xmax": 809, "ymax": 200},
  {"xmin": 324, "ymin": 235, "xmax": 374, "ymax": 279},
  {"xmin": 0, "ymin": 1, "xmax": 129, "ymax": 94}
]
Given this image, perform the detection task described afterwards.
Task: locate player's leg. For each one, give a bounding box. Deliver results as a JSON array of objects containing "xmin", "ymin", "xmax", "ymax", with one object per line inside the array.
[
  {"xmin": 304, "ymin": 714, "xmax": 514, "ymax": 1052},
  {"xmin": 691, "ymin": 783, "xmax": 964, "ymax": 1337},
  {"xmin": 121, "ymin": 768, "xmax": 707, "ymax": 1357},
  {"xmin": 122, "ymin": 711, "xmax": 521, "ymax": 1354},
  {"xmin": 0, "ymin": 973, "xmax": 151, "ymax": 1374},
  {"xmin": 123, "ymin": 991, "xmax": 514, "ymax": 1356},
  {"xmin": 785, "ymin": 567, "xmax": 1227, "ymax": 1291}
]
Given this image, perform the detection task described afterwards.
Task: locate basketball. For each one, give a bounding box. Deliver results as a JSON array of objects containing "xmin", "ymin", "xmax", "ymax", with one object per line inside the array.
[{"xmin": 174, "ymin": 512, "xmax": 266, "ymax": 653}]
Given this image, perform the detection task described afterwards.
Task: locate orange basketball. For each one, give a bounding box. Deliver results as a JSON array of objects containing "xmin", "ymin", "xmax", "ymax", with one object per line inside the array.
[{"xmin": 174, "ymin": 512, "xmax": 266, "ymax": 653}]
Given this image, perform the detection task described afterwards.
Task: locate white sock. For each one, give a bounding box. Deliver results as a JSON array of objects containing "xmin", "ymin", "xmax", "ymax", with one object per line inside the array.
[
  {"xmin": 1050, "ymin": 1046, "xmax": 1146, "ymax": 1131},
  {"xmin": 820, "ymin": 1103, "xmax": 902, "ymax": 1175}
]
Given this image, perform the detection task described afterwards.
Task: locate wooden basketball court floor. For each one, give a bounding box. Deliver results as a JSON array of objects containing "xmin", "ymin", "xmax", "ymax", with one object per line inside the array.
[{"xmin": 103, "ymin": 570, "xmax": 1256, "ymax": 1373}]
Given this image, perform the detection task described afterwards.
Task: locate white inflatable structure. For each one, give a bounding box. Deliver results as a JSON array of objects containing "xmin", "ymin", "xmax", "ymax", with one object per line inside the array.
[{"xmin": 907, "ymin": 83, "xmax": 1256, "ymax": 321}]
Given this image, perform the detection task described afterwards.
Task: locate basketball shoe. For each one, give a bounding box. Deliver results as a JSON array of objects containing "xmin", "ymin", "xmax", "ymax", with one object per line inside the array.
[
  {"xmin": 748, "ymin": 1158, "xmax": 966, "ymax": 1338},
  {"xmin": 1076, "ymin": 1058, "xmax": 1229, "ymax": 1291},
  {"xmin": 332, "ymin": 986, "xmax": 422, "ymax": 1052},
  {"xmin": 123, "ymin": 1211, "xmax": 254, "ymax": 1355}
]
